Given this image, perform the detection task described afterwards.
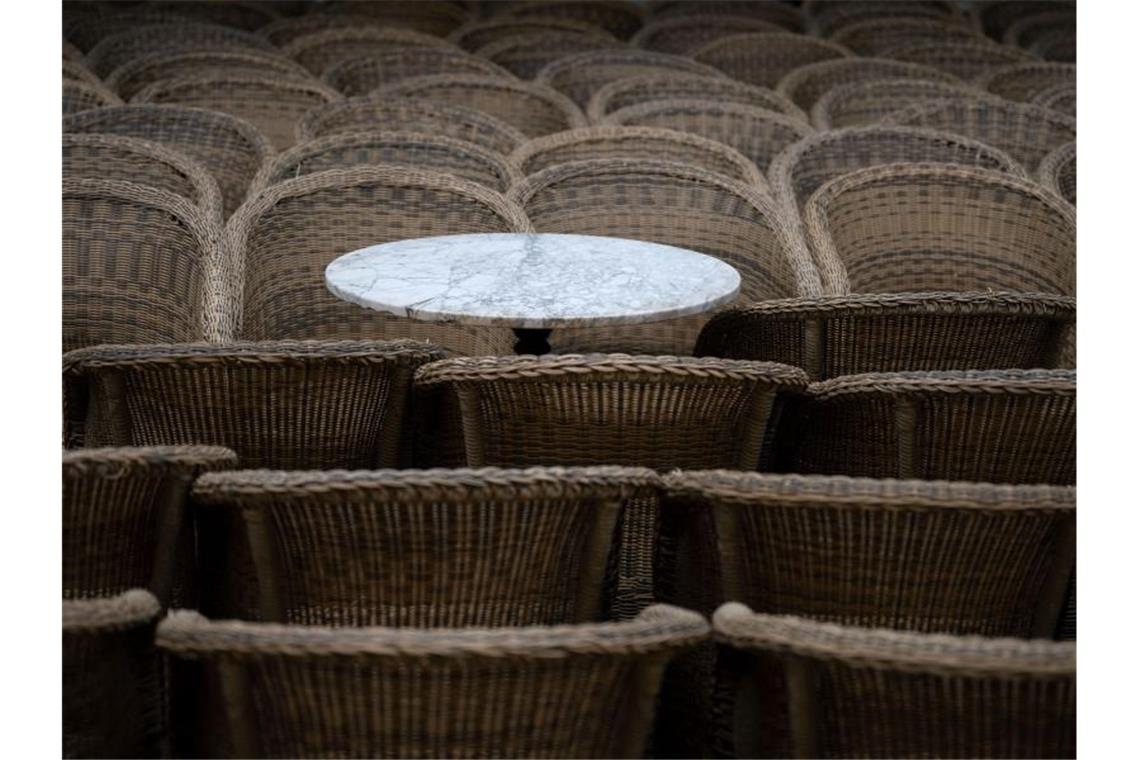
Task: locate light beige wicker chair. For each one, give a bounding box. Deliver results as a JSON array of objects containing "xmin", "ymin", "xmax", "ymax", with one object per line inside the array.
[
  {"xmin": 449, "ymin": 15, "xmax": 617, "ymax": 51},
  {"xmin": 975, "ymin": 62, "xmax": 1075, "ymax": 102},
  {"xmin": 296, "ymin": 96, "xmax": 528, "ymax": 155},
  {"xmin": 473, "ymin": 30, "xmax": 626, "ymax": 80},
  {"xmin": 377, "ymin": 74, "xmax": 586, "ymax": 138},
  {"xmin": 810, "ymin": 78, "xmax": 993, "ymax": 129},
  {"xmin": 1031, "ymin": 84, "xmax": 1076, "ymax": 118},
  {"xmin": 317, "ymin": 0, "xmax": 469, "ymax": 37},
  {"xmin": 804, "ymin": 163, "xmax": 1075, "ymax": 296},
  {"xmin": 63, "ymin": 80, "xmax": 124, "ymax": 116},
  {"xmin": 508, "ymin": 159, "xmax": 819, "ymax": 353},
  {"xmin": 809, "ymin": 0, "xmax": 959, "ymax": 37},
  {"xmin": 63, "ymin": 104, "xmax": 273, "ymax": 218},
  {"xmin": 535, "ymin": 48, "xmax": 725, "ymax": 109},
  {"xmin": 829, "ymin": 16, "xmax": 985, "ymax": 56},
  {"xmin": 105, "ymin": 49, "xmax": 313, "ymax": 100},
  {"xmin": 631, "ymin": 13, "xmax": 787, "ymax": 55},
  {"xmin": 324, "ymin": 49, "xmax": 514, "ymax": 96},
  {"xmin": 692, "ymin": 32, "xmax": 851, "ymax": 89},
  {"xmin": 776, "ymin": 57, "xmax": 957, "ymax": 113},
  {"xmin": 587, "ymin": 72, "xmax": 807, "ymax": 124},
  {"xmin": 500, "ymin": 0, "xmax": 645, "ymax": 39},
  {"xmin": 651, "ymin": 1, "xmax": 806, "ymax": 33},
  {"xmin": 85, "ymin": 21, "xmax": 275, "ymax": 78},
  {"xmin": 883, "ymin": 98, "xmax": 1076, "ymax": 172},
  {"xmin": 226, "ymin": 166, "xmax": 530, "ymax": 352},
  {"xmin": 603, "ymin": 99, "xmax": 815, "ymax": 175},
  {"xmin": 157, "ymin": 604, "xmax": 707, "ymax": 759},
  {"xmin": 132, "ymin": 74, "xmax": 340, "ymax": 151},
  {"xmin": 63, "ymin": 178, "xmax": 226, "ymax": 351},
  {"xmin": 63, "ymin": 133, "xmax": 224, "ymax": 223},
  {"xmin": 1038, "ymin": 141, "xmax": 1076, "ymax": 206},
  {"xmin": 509, "ymin": 126, "xmax": 765, "ymax": 187},
  {"xmin": 883, "ymin": 39, "xmax": 1036, "ymax": 80},
  {"xmin": 714, "ymin": 604, "xmax": 1076, "ymax": 759},
  {"xmin": 1002, "ymin": 8, "xmax": 1075, "ymax": 48},
  {"xmin": 281, "ymin": 27, "xmax": 458, "ymax": 76}
]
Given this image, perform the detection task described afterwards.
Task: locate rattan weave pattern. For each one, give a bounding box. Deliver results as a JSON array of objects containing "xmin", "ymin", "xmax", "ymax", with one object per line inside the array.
[
  {"xmin": 776, "ymin": 56, "xmax": 958, "ymax": 113},
  {"xmin": 586, "ymin": 72, "xmax": 808, "ymax": 124},
  {"xmin": 472, "ymin": 31, "xmax": 626, "ymax": 80},
  {"xmin": 651, "ymin": 1, "xmax": 805, "ymax": 33},
  {"xmin": 63, "ymin": 80, "xmax": 123, "ymax": 116},
  {"xmin": 316, "ymin": 0, "xmax": 469, "ymax": 37},
  {"xmin": 809, "ymin": 77, "xmax": 989, "ymax": 129},
  {"xmin": 450, "ymin": 16, "xmax": 617, "ymax": 52},
  {"xmin": 281, "ymin": 27, "xmax": 458, "ymax": 75},
  {"xmin": 882, "ymin": 39, "xmax": 1037, "ymax": 80},
  {"xmin": 829, "ymin": 17, "xmax": 985, "ymax": 56},
  {"xmin": 1031, "ymin": 83, "xmax": 1076, "ymax": 118},
  {"xmin": 501, "ymin": 0, "xmax": 645, "ymax": 40},
  {"xmin": 1038, "ymin": 141, "xmax": 1076, "ymax": 206},
  {"xmin": 324, "ymin": 48, "xmax": 515, "ymax": 96},
  {"xmin": 535, "ymin": 48, "xmax": 726, "ymax": 109},
  {"xmin": 631, "ymin": 13, "xmax": 787, "ymax": 55},
  {"xmin": 691, "ymin": 32, "xmax": 852, "ymax": 89},
  {"xmin": 105, "ymin": 49, "xmax": 313, "ymax": 100},
  {"xmin": 85, "ymin": 22, "xmax": 274, "ymax": 78},
  {"xmin": 975, "ymin": 61, "xmax": 1076, "ymax": 102}
]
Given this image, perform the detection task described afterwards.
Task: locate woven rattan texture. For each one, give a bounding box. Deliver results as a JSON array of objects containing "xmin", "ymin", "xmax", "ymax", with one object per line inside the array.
[
  {"xmin": 536, "ymin": 48, "xmax": 726, "ymax": 109},
  {"xmin": 473, "ymin": 32, "xmax": 626, "ymax": 80},
  {"xmin": 450, "ymin": 16, "xmax": 617, "ymax": 52},
  {"xmin": 501, "ymin": 0, "xmax": 645, "ymax": 40},
  {"xmin": 106, "ymin": 49, "xmax": 313, "ymax": 100},
  {"xmin": 692, "ymin": 32, "xmax": 852, "ymax": 89},
  {"xmin": 86, "ymin": 22, "xmax": 275, "ymax": 78},
  {"xmin": 586, "ymin": 72, "xmax": 808, "ymax": 124},
  {"xmin": 632, "ymin": 13, "xmax": 788, "ymax": 55},
  {"xmin": 282, "ymin": 27, "xmax": 458, "ymax": 76},
  {"xmin": 810, "ymin": 78, "xmax": 995, "ymax": 129},
  {"xmin": 1038, "ymin": 141, "xmax": 1076, "ymax": 206},
  {"xmin": 324, "ymin": 48, "xmax": 514, "ymax": 97},
  {"xmin": 776, "ymin": 57, "xmax": 958, "ymax": 113}
]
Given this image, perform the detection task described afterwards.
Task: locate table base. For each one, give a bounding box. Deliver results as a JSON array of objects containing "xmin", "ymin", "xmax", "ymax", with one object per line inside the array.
[{"xmin": 513, "ymin": 328, "xmax": 552, "ymax": 355}]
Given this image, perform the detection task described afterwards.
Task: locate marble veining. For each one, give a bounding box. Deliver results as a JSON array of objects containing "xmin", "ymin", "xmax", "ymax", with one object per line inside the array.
[{"xmin": 325, "ymin": 233, "xmax": 741, "ymax": 328}]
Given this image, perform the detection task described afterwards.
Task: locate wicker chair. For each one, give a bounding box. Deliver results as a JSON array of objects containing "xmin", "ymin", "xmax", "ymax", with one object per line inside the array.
[
  {"xmin": 693, "ymin": 292, "xmax": 1075, "ymax": 379},
  {"xmin": 281, "ymin": 27, "xmax": 458, "ymax": 76},
  {"xmin": 535, "ymin": 49, "xmax": 725, "ymax": 109},
  {"xmin": 1030, "ymin": 29, "xmax": 1076, "ymax": 63},
  {"xmin": 63, "ymin": 80, "xmax": 124, "ymax": 116},
  {"xmin": 65, "ymin": 8, "xmax": 202, "ymax": 53},
  {"xmin": 883, "ymin": 39, "xmax": 1037, "ymax": 80},
  {"xmin": 587, "ymin": 72, "xmax": 807, "ymax": 124},
  {"xmin": 810, "ymin": 78, "xmax": 992, "ymax": 129},
  {"xmin": 63, "ymin": 133, "xmax": 224, "ymax": 223},
  {"xmin": 296, "ymin": 97, "xmax": 528, "ymax": 155},
  {"xmin": 473, "ymin": 31, "xmax": 626, "ymax": 80},
  {"xmin": 152, "ymin": 1, "xmax": 279, "ymax": 31},
  {"xmin": 829, "ymin": 17, "xmax": 985, "ymax": 56},
  {"xmin": 157, "ymin": 604, "xmax": 707, "ymax": 759},
  {"xmin": 63, "ymin": 58, "xmax": 104, "ymax": 88},
  {"xmin": 884, "ymin": 98, "xmax": 1076, "ymax": 175},
  {"xmin": 449, "ymin": 16, "xmax": 617, "ymax": 51},
  {"xmin": 1038, "ymin": 141, "xmax": 1076, "ymax": 206},
  {"xmin": 603, "ymin": 99, "xmax": 815, "ymax": 175},
  {"xmin": 377, "ymin": 74, "xmax": 585, "ymax": 138},
  {"xmin": 1031, "ymin": 84, "xmax": 1076, "ymax": 118},
  {"xmin": 62, "ymin": 179, "xmax": 225, "ymax": 351},
  {"xmin": 256, "ymin": 12, "xmax": 410, "ymax": 46},
  {"xmin": 808, "ymin": 0, "xmax": 958, "ymax": 37},
  {"xmin": 192, "ymin": 466, "xmax": 659, "ymax": 625},
  {"xmin": 776, "ymin": 57, "xmax": 957, "ymax": 113},
  {"xmin": 63, "ymin": 38, "xmax": 85, "ymax": 61},
  {"xmin": 508, "ymin": 159, "xmax": 819, "ymax": 353},
  {"xmin": 324, "ymin": 49, "xmax": 514, "ymax": 96},
  {"xmin": 975, "ymin": 62, "xmax": 1076, "ymax": 102},
  {"xmin": 63, "ymin": 591, "xmax": 165, "ymax": 760},
  {"xmin": 253, "ymin": 131, "xmax": 522, "ymax": 194},
  {"xmin": 227, "ymin": 166, "xmax": 529, "ymax": 352},
  {"xmin": 63, "ymin": 446, "xmax": 237, "ymax": 606},
  {"xmin": 63, "ymin": 104, "xmax": 273, "ymax": 218},
  {"xmin": 1002, "ymin": 9, "xmax": 1075, "ymax": 49},
  {"xmin": 714, "ymin": 604, "xmax": 1076, "ymax": 758},
  {"xmin": 651, "ymin": 1, "xmax": 805, "ymax": 33},
  {"xmin": 317, "ymin": 0, "xmax": 469, "ymax": 37},
  {"xmin": 132, "ymin": 74, "xmax": 340, "ymax": 151},
  {"xmin": 500, "ymin": 0, "xmax": 645, "ymax": 40},
  {"xmin": 781, "ymin": 369, "xmax": 1076, "ymax": 484},
  {"xmin": 805, "ymin": 163, "xmax": 1075, "ymax": 296},
  {"xmin": 509, "ymin": 126, "xmax": 764, "ymax": 187},
  {"xmin": 85, "ymin": 22, "xmax": 274, "ymax": 78},
  {"xmin": 692, "ymin": 32, "xmax": 851, "ymax": 89},
  {"xmin": 105, "ymin": 49, "xmax": 313, "ymax": 101},
  {"xmin": 631, "ymin": 14, "xmax": 788, "ymax": 55}
]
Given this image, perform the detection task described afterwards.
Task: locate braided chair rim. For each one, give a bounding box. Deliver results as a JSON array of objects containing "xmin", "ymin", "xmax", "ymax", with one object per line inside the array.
[
  {"xmin": 809, "ymin": 77, "xmax": 996, "ymax": 129},
  {"xmin": 471, "ymin": 29, "xmax": 626, "ymax": 67},
  {"xmin": 631, "ymin": 13, "xmax": 789, "ymax": 52},
  {"xmin": 807, "ymin": 368, "xmax": 1076, "ymax": 400},
  {"xmin": 690, "ymin": 31, "xmax": 853, "ymax": 66},
  {"xmin": 881, "ymin": 38, "xmax": 1038, "ymax": 67},
  {"xmin": 63, "ymin": 445, "xmax": 239, "ymax": 473},
  {"xmin": 63, "ymin": 589, "xmax": 163, "ymax": 633},
  {"xmin": 1030, "ymin": 83, "xmax": 1077, "ymax": 113},
  {"xmin": 974, "ymin": 60, "xmax": 1075, "ymax": 91},
  {"xmin": 775, "ymin": 56, "xmax": 960, "ymax": 106},
  {"xmin": 281, "ymin": 26, "xmax": 460, "ymax": 74},
  {"xmin": 586, "ymin": 71, "xmax": 809, "ymax": 123},
  {"xmin": 534, "ymin": 47, "xmax": 727, "ymax": 85},
  {"xmin": 882, "ymin": 96, "xmax": 1078, "ymax": 135},
  {"xmin": 105, "ymin": 48, "xmax": 313, "ymax": 97},
  {"xmin": 251, "ymin": 129, "xmax": 524, "ymax": 194},
  {"xmin": 63, "ymin": 58, "xmax": 105, "ymax": 88},
  {"xmin": 86, "ymin": 21, "xmax": 275, "ymax": 76},
  {"xmin": 601, "ymin": 97, "xmax": 817, "ymax": 141},
  {"xmin": 713, "ymin": 603, "xmax": 1075, "ymax": 676},
  {"xmin": 449, "ymin": 15, "xmax": 619, "ymax": 48},
  {"xmin": 1037, "ymin": 141, "xmax": 1076, "ymax": 202},
  {"xmin": 157, "ymin": 603, "xmax": 709, "ymax": 657},
  {"xmin": 323, "ymin": 50, "xmax": 518, "ymax": 95},
  {"xmin": 132, "ymin": 72, "xmax": 342, "ymax": 106},
  {"xmin": 698, "ymin": 291, "xmax": 1075, "ymax": 321},
  {"xmin": 1001, "ymin": 9, "xmax": 1076, "ymax": 47},
  {"xmin": 64, "ymin": 79, "xmax": 124, "ymax": 111},
  {"xmin": 829, "ymin": 16, "xmax": 986, "ymax": 52},
  {"xmin": 376, "ymin": 73, "xmax": 588, "ymax": 128}
]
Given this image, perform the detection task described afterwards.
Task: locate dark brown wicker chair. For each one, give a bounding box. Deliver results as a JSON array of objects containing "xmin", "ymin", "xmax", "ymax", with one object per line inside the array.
[
  {"xmin": 508, "ymin": 159, "xmax": 819, "ymax": 353},
  {"xmin": 808, "ymin": 0, "xmax": 959, "ymax": 36},
  {"xmin": 500, "ymin": 0, "xmax": 645, "ymax": 39},
  {"xmin": 694, "ymin": 292, "xmax": 1075, "ymax": 379},
  {"xmin": 377, "ymin": 74, "xmax": 585, "ymax": 137},
  {"xmin": 132, "ymin": 74, "xmax": 340, "ymax": 151},
  {"xmin": 62, "ymin": 178, "xmax": 225, "ymax": 352},
  {"xmin": 63, "ymin": 80, "xmax": 123, "ymax": 116},
  {"xmin": 1031, "ymin": 83, "xmax": 1076, "ymax": 118},
  {"xmin": 603, "ymin": 98, "xmax": 815, "ymax": 175},
  {"xmin": 281, "ymin": 27, "xmax": 458, "ymax": 76},
  {"xmin": 151, "ymin": 1, "xmax": 279, "ymax": 31},
  {"xmin": 473, "ymin": 31, "xmax": 625, "ymax": 80},
  {"xmin": 829, "ymin": 16, "xmax": 985, "ymax": 55},
  {"xmin": 803, "ymin": 163, "xmax": 1075, "ymax": 296},
  {"xmin": 1030, "ymin": 30, "xmax": 1075, "ymax": 63},
  {"xmin": 63, "ymin": 590, "xmax": 165, "ymax": 760},
  {"xmin": 253, "ymin": 131, "xmax": 522, "ymax": 194},
  {"xmin": 256, "ymin": 12, "xmax": 415, "ymax": 46},
  {"xmin": 63, "ymin": 133, "xmax": 224, "ymax": 223},
  {"xmin": 85, "ymin": 21, "xmax": 274, "ymax": 78},
  {"xmin": 882, "ymin": 39, "xmax": 1036, "ymax": 80},
  {"xmin": 775, "ymin": 57, "xmax": 958, "ymax": 113},
  {"xmin": 192, "ymin": 466, "xmax": 659, "ymax": 625},
  {"xmin": 449, "ymin": 15, "xmax": 617, "ymax": 51},
  {"xmin": 105, "ymin": 49, "xmax": 312, "ymax": 101},
  {"xmin": 631, "ymin": 13, "xmax": 787, "ymax": 55},
  {"xmin": 324, "ymin": 49, "xmax": 514, "ymax": 96},
  {"xmin": 1038, "ymin": 141, "xmax": 1076, "ymax": 206},
  {"xmin": 975, "ymin": 0, "xmax": 1074, "ymax": 40},
  {"xmin": 63, "ymin": 58, "xmax": 104, "ymax": 88},
  {"xmin": 226, "ymin": 166, "xmax": 529, "ymax": 352},
  {"xmin": 651, "ymin": 1, "xmax": 805, "ymax": 33},
  {"xmin": 63, "ymin": 446, "xmax": 237, "ymax": 607},
  {"xmin": 780, "ymin": 369, "xmax": 1076, "ymax": 484},
  {"xmin": 296, "ymin": 96, "xmax": 528, "ymax": 155},
  {"xmin": 535, "ymin": 48, "xmax": 725, "ymax": 109},
  {"xmin": 65, "ymin": 7, "xmax": 196, "ymax": 53},
  {"xmin": 586, "ymin": 72, "xmax": 807, "ymax": 124},
  {"xmin": 714, "ymin": 604, "xmax": 1076, "ymax": 758},
  {"xmin": 691, "ymin": 32, "xmax": 851, "ymax": 89},
  {"xmin": 157, "ymin": 604, "xmax": 708, "ymax": 759},
  {"xmin": 975, "ymin": 62, "xmax": 1076, "ymax": 102},
  {"xmin": 810, "ymin": 78, "xmax": 994, "ymax": 129},
  {"xmin": 1002, "ymin": 8, "xmax": 1075, "ymax": 49},
  {"xmin": 318, "ymin": 0, "xmax": 469, "ymax": 37}
]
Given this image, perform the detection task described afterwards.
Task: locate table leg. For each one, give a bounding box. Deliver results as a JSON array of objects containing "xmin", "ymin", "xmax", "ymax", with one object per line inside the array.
[{"xmin": 513, "ymin": 328, "xmax": 552, "ymax": 355}]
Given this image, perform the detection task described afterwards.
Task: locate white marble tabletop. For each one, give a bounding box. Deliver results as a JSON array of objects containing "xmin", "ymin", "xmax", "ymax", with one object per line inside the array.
[{"xmin": 325, "ymin": 233, "xmax": 741, "ymax": 328}]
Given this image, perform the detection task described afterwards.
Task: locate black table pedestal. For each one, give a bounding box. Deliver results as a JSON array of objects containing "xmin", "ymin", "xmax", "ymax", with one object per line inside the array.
[{"xmin": 513, "ymin": 328, "xmax": 552, "ymax": 355}]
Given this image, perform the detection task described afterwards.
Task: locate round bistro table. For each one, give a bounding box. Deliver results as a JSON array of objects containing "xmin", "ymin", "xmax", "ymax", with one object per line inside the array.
[{"xmin": 325, "ymin": 233, "xmax": 741, "ymax": 355}]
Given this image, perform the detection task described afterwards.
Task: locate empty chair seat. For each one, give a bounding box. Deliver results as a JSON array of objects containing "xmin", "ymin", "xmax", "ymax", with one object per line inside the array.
[
  {"xmin": 776, "ymin": 57, "xmax": 957, "ymax": 113},
  {"xmin": 714, "ymin": 604, "xmax": 1076, "ymax": 758},
  {"xmin": 64, "ymin": 104, "xmax": 273, "ymax": 218},
  {"xmin": 449, "ymin": 16, "xmax": 617, "ymax": 51},
  {"xmin": 63, "ymin": 80, "xmax": 123, "ymax": 116},
  {"xmin": 587, "ymin": 72, "xmax": 807, "ymax": 124},
  {"xmin": 105, "ymin": 49, "xmax": 313, "ymax": 101},
  {"xmin": 132, "ymin": 74, "xmax": 340, "ymax": 151},
  {"xmin": 810, "ymin": 77, "xmax": 993, "ymax": 129},
  {"xmin": 1031, "ymin": 84, "xmax": 1077, "ymax": 118},
  {"xmin": 501, "ymin": 0, "xmax": 645, "ymax": 39},
  {"xmin": 803, "ymin": 163, "xmax": 1075, "ymax": 295},
  {"xmin": 975, "ymin": 61, "xmax": 1076, "ymax": 102},
  {"xmin": 63, "ymin": 133, "xmax": 223, "ymax": 222},
  {"xmin": 1039, "ymin": 141, "xmax": 1076, "ymax": 205},
  {"xmin": 377, "ymin": 74, "xmax": 585, "ymax": 137},
  {"xmin": 297, "ymin": 97, "xmax": 528, "ymax": 155},
  {"xmin": 63, "ymin": 591, "xmax": 165, "ymax": 760},
  {"xmin": 829, "ymin": 16, "xmax": 985, "ymax": 55},
  {"xmin": 281, "ymin": 27, "xmax": 457, "ymax": 76},
  {"xmin": 474, "ymin": 31, "xmax": 625, "ymax": 80},
  {"xmin": 536, "ymin": 49, "xmax": 725, "ymax": 109},
  {"xmin": 692, "ymin": 32, "xmax": 852, "ymax": 88},
  {"xmin": 157, "ymin": 604, "xmax": 708, "ymax": 758},
  {"xmin": 253, "ymin": 131, "xmax": 522, "ymax": 194},
  {"xmin": 325, "ymin": 49, "xmax": 514, "ymax": 96},
  {"xmin": 781, "ymin": 369, "xmax": 1076, "ymax": 484},
  {"xmin": 85, "ymin": 22, "xmax": 274, "ymax": 78},
  {"xmin": 882, "ymin": 39, "xmax": 1037, "ymax": 80},
  {"xmin": 632, "ymin": 13, "xmax": 787, "ymax": 55}
]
